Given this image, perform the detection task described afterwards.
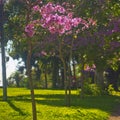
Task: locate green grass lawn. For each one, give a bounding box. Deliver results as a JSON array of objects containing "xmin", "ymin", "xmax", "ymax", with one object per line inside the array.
[{"xmin": 0, "ymin": 88, "xmax": 120, "ymax": 120}]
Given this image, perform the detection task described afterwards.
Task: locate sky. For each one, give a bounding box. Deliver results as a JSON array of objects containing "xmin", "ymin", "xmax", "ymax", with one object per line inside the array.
[{"xmin": 0, "ymin": 54, "xmax": 18, "ymax": 86}]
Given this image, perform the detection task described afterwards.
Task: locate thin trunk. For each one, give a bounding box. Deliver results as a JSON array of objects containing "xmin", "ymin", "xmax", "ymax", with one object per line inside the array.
[
  {"xmin": 72, "ymin": 59, "xmax": 76, "ymax": 77},
  {"xmin": 67, "ymin": 37, "xmax": 74, "ymax": 106},
  {"xmin": 68, "ymin": 61, "xmax": 71, "ymax": 107},
  {"xmin": 59, "ymin": 39, "xmax": 68, "ymax": 106},
  {"xmin": 44, "ymin": 65, "xmax": 48, "ymax": 89},
  {"xmin": 63, "ymin": 61, "xmax": 68, "ymax": 106},
  {"xmin": 25, "ymin": 2, "xmax": 37, "ymax": 119},
  {"xmin": 0, "ymin": 1, "xmax": 7, "ymax": 101},
  {"xmin": 52, "ymin": 58, "xmax": 59, "ymax": 88},
  {"xmin": 61, "ymin": 67, "xmax": 64, "ymax": 89},
  {"xmin": 72, "ymin": 58, "xmax": 77, "ymax": 89},
  {"xmin": 27, "ymin": 41, "xmax": 37, "ymax": 120},
  {"xmin": 59, "ymin": 35, "xmax": 74, "ymax": 106},
  {"xmin": 80, "ymin": 63, "xmax": 85, "ymax": 99}
]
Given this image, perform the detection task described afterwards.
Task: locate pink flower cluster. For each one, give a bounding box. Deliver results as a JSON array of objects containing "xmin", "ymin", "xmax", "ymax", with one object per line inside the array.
[
  {"xmin": 84, "ymin": 64, "xmax": 96, "ymax": 71},
  {"xmin": 25, "ymin": 2, "xmax": 96, "ymax": 37},
  {"xmin": 40, "ymin": 14, "xmax": 82, "ymax": 34}
]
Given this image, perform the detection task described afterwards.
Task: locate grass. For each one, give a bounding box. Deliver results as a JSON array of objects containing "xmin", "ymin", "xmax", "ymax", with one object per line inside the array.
[{"xmin": 0, "ymin": 88, "xmax": 120, "ymax": 120}]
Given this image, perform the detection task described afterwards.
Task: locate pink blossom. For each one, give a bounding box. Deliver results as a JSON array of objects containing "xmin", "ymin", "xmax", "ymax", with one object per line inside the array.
[
  {"xmin": 72, "ymin": 18, "xmax": 82, "ymax": 27},
  {"xmin": 76, "ymin": 29, "xmax": 80, "ymax": 34},
  {"xmin": 64, "ymin": 20, "xmax": 72, "ymax": 31},
  {"xmin": 59, "ymin": 28, "xmax": 65, "ymax": 34},
  {"xmin": 25, "ymin": 24, "xmax": 35, "ymax": 37},
  {"xmin": 81, "ymin": 19, "xmax": 89, "ymax": 28},
  {"xmin": 40, "ymin": 2, "xmax": 54, "ymax": 15},
  {"xmin": 72, "ymin": 4, "xmax": 75, "ymax": 8},
  {"xmin": 88, "ymin": 18, "xmax": 97, "ymax": 26},
  {"xmin": 84, "ymin": 64, "xmax": 96, "ymax": 71},
  {"xmin": 33, "ymin": 5, "xmax": 40, "ymax": 12},
  {"xmin": 41, "ymin": 51, "xmax": 47, "ymax": 56},
  {"xmin": 48, "ymin": 26, "xmax": 56, "ymax": 34},
  {"xmin": 67, "ymin": 12, "xmax": 73, "ymax": 18},
  {"xmin": 55, "ymin": 5, "xmax": 66, "ymax": 13}
]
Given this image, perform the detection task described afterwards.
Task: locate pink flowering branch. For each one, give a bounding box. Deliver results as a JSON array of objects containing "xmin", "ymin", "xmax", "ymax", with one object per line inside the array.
[{"xmin": 25, "ymin": 2, "xmax": 96, "ymax": 37}]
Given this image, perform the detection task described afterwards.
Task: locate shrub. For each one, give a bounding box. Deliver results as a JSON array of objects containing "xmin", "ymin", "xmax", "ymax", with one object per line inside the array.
[
  {"xmin": 107, "ymin": 84, "xmax": 120, "ymax": 96},
  {"xmin": 84, "ymin": 84, "xmax": 102, "ymax": 96}
]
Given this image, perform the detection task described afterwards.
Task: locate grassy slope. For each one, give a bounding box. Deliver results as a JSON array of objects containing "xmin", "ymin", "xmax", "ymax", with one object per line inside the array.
[{"xmin": 0, "ymin": 88, "xmax": 120, "ymax": 120}]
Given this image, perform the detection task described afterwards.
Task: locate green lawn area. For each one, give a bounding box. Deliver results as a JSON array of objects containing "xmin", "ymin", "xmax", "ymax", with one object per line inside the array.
[{"xmin": 0, "ymin": 88, "xmax": 120, "ymax": 120}]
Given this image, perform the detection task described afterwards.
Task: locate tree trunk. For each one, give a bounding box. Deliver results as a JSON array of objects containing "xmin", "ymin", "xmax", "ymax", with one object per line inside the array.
[
  {"xmin": 67, "ymin": 37, "xmax": 74, "ymax": 106},
  {"xmin": 59, "ymin": 35, "xmax": 74, "ymax": 106},
  {"xmin": 0, "ymin": 1, "xmax": 7, "ymax": 101},
  {"xmin": 59, "ymin": 40, "xmax": 69, "ymax": 106},
  {"xmin": 27, "ymin": 41, "xmax": 37, "ymax": 120},
  {"xmin": 52, "ymin": 59, "xmax": 59, "ymax": 88},
  {"xmin": 72, "ymin": 58, "xmax": 77, "ymax": 89},
  {"xmin": 94, "ymin": 70, "xmax": 104, "ymax": 90},
  {"xmin": 80, "ymin": 63, "xmax": 85, "ymax": 99},
  {"xmin": 61, "ymin": 67, "xmax": 65, "ymax": 89},
  {"xmin": 44, "ymin": 65, "xmax": 48, "ymax": 89},
  {"xmin": 68, "ymin": 62, "xmax": 71, "ymax": 107},
  {"xmin": 62, "ymin": 60, "xmax": 68, "ymax": 106}
]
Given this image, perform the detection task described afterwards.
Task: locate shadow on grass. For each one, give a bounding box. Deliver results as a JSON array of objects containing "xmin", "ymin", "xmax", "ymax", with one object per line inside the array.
[
  {"xmin": 0, "ymin": 92, "xmax": 120, "ymax": 114},
  {"xmin": 7, "ymin": 100, "xmax": 26, "ymax": 115},
  {"xmin": 6, "ymin": 94, "xmax": 66, "ymax": 106}
]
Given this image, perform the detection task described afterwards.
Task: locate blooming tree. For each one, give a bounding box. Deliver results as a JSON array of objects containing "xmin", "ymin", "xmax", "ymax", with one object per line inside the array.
[{"xmin": 25, "ymin": 1, "xmax": 96, "ymax": 107}]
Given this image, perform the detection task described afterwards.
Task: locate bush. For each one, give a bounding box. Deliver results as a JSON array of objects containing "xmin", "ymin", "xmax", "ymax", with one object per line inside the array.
[
  {"xmin": 84, "ymin": 84, "xmax": 102, "ymax": 96},
  {"xmin": 107, "ymin": 84, "xmax": 120, "ymax": 96},
  {"xmin": 107, "ymin": 84, "xmax": 115, "ymax": 95}
]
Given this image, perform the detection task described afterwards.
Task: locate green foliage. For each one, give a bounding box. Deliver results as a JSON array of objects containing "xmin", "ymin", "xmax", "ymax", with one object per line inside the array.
[
  {"xmin": 0, "ymin": 88, "xmax": 120, "ymax": 120},
  {"xmin": 78, "ymin": 77, "xmax": 104, "ymax": 96},
  {"xmin": 108, "ymin": 84, "xmax": 115, "ymax": 95},
  {"xmin": 107, "ymin": 84, "xmax": 120, "ymax": 96},
  {"xmin": 83, "ymin": 84, "xmax": 102, "ymax": 96},
  {"xmin": 108, "ymin": 0, "xmax": 120, "ymax": 17},
  {"xmin": 19, "ymin": 77, "xmax": 29, "ymax": 88},
  {"xmin": 7, "ymin": 71, "xmax": 26, "ymax": 87}
]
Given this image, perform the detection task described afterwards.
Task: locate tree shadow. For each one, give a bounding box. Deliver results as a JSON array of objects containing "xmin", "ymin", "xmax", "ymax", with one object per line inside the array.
[
  {"xmin": 6, "ymin": 93, "xmax": 120, "ymax": 113},
  {"xmin": 7, "ymin": 100, "xmax": 26, "ymax": 115},
  {"xmin": 1, "ymin": 91, "xmax": 120, "ymax": 114},
  {"xmin": 7, "ymin": 94, "xmax": 66, "ymax": 106}
]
